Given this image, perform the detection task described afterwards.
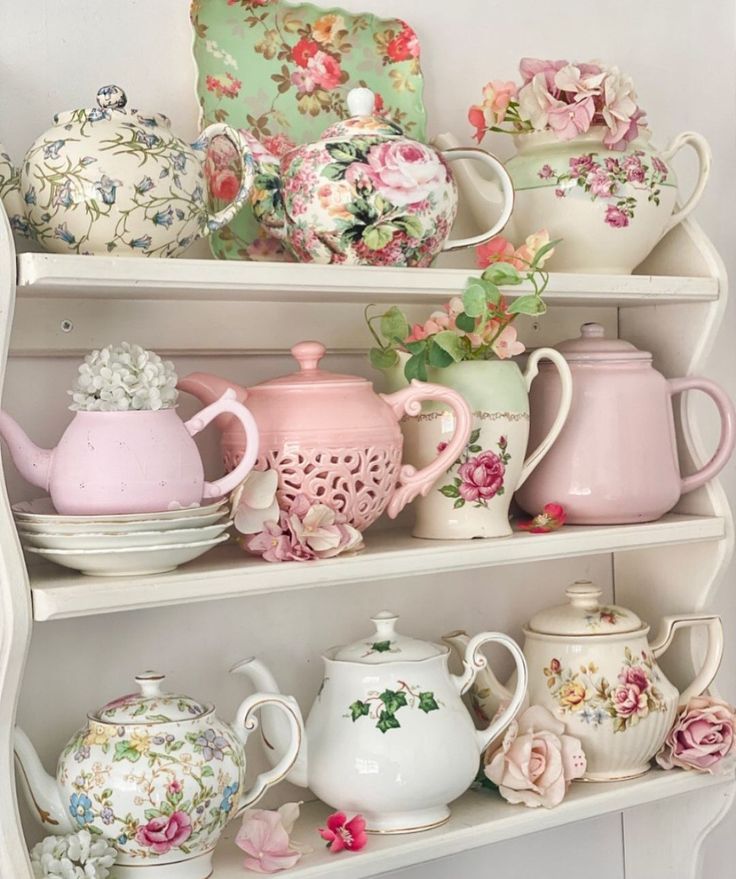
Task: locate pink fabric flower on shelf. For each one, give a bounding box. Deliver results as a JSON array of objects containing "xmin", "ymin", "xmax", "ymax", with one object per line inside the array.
[
  {"xmin": 484, "ymin": 705, "xmax": 586, "ymax": 808},
  {"xmin": 135, "ymin": 811, "xmax": 192, "ymax": 855},
  {"xmin": 517, "ymin": 502, "xmax": 566, "ymax": 533},
  {"xmin": 236, "ymin": 803, "xmax": 304, "ymax": 873},
  {"xmin": 656, "ymin": 696, "xmax": 736, "ymax": 774},
  {"xmin": 476, "ymin": 234, "xmax": 515, "ymax": 268},
  {"xmin": 318, "ymin": 812, "xmax": 367, "ymax": 853}
]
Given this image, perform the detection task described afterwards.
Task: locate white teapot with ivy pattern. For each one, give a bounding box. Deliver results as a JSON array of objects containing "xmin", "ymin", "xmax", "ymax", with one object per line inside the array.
[
  {"xmin": 14, "ymin": 670, "xmax": 302, "ymax": 879},
  {"xmin": 0, "ymin": 85, "xmax": 254, "ymax": 256},
  {"xmin": 236, "ymin": 611, "xmax": 527, "ymax": 833}
]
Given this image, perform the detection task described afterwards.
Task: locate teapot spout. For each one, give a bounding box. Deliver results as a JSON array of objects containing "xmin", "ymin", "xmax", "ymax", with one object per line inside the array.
[
  {"xmin": 231, "ymin": 657, "xmax": 308, "ymax": 788},
  {"xmin": 0, "ymin": 409, "xmax": 53, "ymax": 492},
  {"xmin": 443, "ymin": 630, "xmax": 515, "ymax": 725},
  {"xmin": 0, "ymin": 150, "xmax": 27, "ymax": 235},
  {"xmin": 14, "ymin": 727, "xmax": 74, "ymax": 833},
  {"xmin": 178, "ymin": 373, "xmax": 249, "ymax": 433}
]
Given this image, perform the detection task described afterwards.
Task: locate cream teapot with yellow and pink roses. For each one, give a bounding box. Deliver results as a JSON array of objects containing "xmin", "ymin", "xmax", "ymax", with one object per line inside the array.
[{"xmin": 241, "ymin": 87, "xmax": 514, "ymax": 266}]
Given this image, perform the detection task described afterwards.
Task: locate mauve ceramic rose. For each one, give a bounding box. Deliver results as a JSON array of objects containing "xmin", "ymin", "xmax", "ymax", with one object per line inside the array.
[
  {"xmin": 135, "ymin": 811, "xmax": 192, "ymax": 855},
  {"xmin": 656, "ymin": 696, "xmax": 736, "ymax": 774},
  {"xmin": 484, "ymin": 705, "xmax": 586, "ymax": 808},
  {"xmin": 362, "ymin": 141, "xmax": 448, "ymax": 206}
]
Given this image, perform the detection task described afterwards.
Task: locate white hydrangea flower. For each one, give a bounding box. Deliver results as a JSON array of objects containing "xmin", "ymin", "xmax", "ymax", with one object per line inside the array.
[
  {"xmin": 30, "ymin": 831, "xmax": 116, "ymax": 879},
  {"xmin": 69, "ymin": 342, "xmax": 178, "ymax": 412}
]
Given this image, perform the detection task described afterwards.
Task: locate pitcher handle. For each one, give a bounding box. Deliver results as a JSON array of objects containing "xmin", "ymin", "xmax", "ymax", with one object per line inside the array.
[
  {"xmin": 650, "ymin": 615, "xmax": 723, "ymax": 706},
  {"xmin": 660, "ymin": 132, "xmax": 711, "ymax": 237},
  {"xmin": 233, "ymin": 693, "xmax": 303, "ymax": 814},
  {"xmin": 667, "ymin": 376, "xmax": 736, "ymax": 494},
  {"xmin": 194, "ymin": 123, "xmax": 256, "ymax": 232},
  {"xmin": 452, "ymin": 632, "xmax": 528, "ymax": 755},
  {"xmin": 381, "ymin": 380, "xmax": 473, "ymax": 518},
  {"xmin": 517, "ymin": 348, "xmax": 573, "ymax": 489},
  {"xmin": 184, "ymin": 389, "xmax": 260, "ymax": 499},
  {"xmin": 440, "ymin": 148, "xmax": 514, "ymax": 251}
]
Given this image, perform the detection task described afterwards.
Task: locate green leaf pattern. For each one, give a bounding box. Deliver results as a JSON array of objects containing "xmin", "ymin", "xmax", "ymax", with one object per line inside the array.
[{"xmin": 347, "ymin": 681, "xmax": 441, "ymax": 733}]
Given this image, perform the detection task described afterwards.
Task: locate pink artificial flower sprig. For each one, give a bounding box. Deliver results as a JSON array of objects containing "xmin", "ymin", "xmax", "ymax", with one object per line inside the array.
[
  {"xmin": 517, "ymin": 502, "xmax": 566, "ymax": 533},
  {"xmin": 656, "ymin": 695, "xmax": 736, "ymax": 775},
  {"xmin": 469, "ymin": 58, "xmax": 647, "ymax": 150},
  {"xmin": 318, "ymin": 812, "xmax": 367, "ymax": 854},
  {"xmin": 366, "ymin": 231, "xmax": 556, "ymax": 383}
]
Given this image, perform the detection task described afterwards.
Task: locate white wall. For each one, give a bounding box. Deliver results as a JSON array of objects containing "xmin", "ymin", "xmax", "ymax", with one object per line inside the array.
[{"xmin": 1, "ymin": 1, "xmax": 734, "ymax": 876}]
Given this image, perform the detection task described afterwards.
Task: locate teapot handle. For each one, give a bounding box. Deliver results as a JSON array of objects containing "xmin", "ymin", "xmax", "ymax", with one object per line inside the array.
[
  {"xmin": 452, "ymin": 632, "xmax": 528, "ymax": 756},
  {"xmin": 381, "ymin": 380, "xmax": 473, "ymax": 518},
  {"xmin": 650, "ymin": 614, "xmax": 723, "ymax": 705},
  {"xmin": 659, "ymin": 132, "xmax": 712, "ymax": 237},
  {"xmin": 440, "ymin": 148, "xmax": 514, "ymax": 251},
  {"xmin": 232, "ymin": 692, "xmax": 304, "ymax": 814},
  {"xmin": 184, "ymin": 389, "xmax": 260, "ymax": 500},
  {"xmin": 667, "ymin": 376, "xmax": 736, "ymax": 494},
  {"xmin": 194, "ymin": 123, "xmax": 256, "ymax": 233},
  {"xmin": 517, "ymin": 348, "xmax": 573, "ymax": 488}
]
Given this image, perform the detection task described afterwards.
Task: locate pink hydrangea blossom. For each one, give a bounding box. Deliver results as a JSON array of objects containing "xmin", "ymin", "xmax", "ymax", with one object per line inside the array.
[{"xmin": 236, "ymin": 804, "xmax": 303, "ymax": 873}]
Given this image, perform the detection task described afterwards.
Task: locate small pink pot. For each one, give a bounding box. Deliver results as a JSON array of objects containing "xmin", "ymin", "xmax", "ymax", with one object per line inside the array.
[
  {"xmin": 516, "ymin": 323, "xmax": 736, "ymax": 524},
  {"xmin": 0, "ymin": 390, "xmax": 259, "ymax": 515}
]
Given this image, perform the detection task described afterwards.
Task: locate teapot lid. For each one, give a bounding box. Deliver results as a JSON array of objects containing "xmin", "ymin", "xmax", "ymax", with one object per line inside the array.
[
  {"xmin": 527, "ymin": 580, "xmax": 643, "ymax": 636},
  {"xmin": 90, "ymin": 672, "xmax": 210, "ymax": 725},
  {"xmin": 330, "ymin": 611, "xmax": 446, "ymax": 663},
  {"xmin": 555, "ymin": 323, "xmax": 651, "ymax": 362},
  {"xmin": 255, "ymin": 341, "xmax": 367, "ymax": 390},
  {"xmin": 320, "ymin": 88, "xmax": 404, "ymax": 140},
  {"xmin": 53, "ymin": 85, "xmax": 170, "ymax": 129}
]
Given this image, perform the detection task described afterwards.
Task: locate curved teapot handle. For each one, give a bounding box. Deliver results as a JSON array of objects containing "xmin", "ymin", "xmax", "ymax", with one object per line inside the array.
[
  {"xmin": 184, "ymin": 389, "xmax": 260, "ymax": 500},
  {"xmin": 517, "ymin": 348, "xmax": 573, "ymax": 489},
  {"xmin": 660, "ymin": 132, "xmax": 712, "ymax": 237},
  {"xmin": 650, "ymin": 614, "xmax": 723, "ymax": 705},
  {"xmin": 381, "ymin": 380, "xmax": 473, "ymax": 518},
  {"xmin": 452, "ymin": 632, "xmax": 528, "ymax": 756},
  {"xmin": 233, "ymin": 692, "xmax": 304, "ymax": 814},
  {"xmin": 194, "ymin": 123, "xmax": 256, "ymax": 233},
  {"xmin": 440, "ymin": 147, "xmax": 514, "ymax": 251},
  {"xmin": 668, "ymin": 376, "xmax": 736, "ymax": 494}
]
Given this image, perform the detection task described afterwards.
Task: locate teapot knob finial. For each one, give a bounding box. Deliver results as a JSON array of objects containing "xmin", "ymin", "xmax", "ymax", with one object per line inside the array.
[
  {"xmin": 580, "ymin": 322, "xmax": 605, "ymax": 339},
  {"xmin": 371, "ymin": 610, "xmax": 399, "ymax": 639},
  {"xmin": 135, "ymin": 671, "xmax": 165, "ymax": 698},
  {"xmin": 565, "ymin": 579, "xmax": 602, "ymax": 610},
  {"xmin": 96, "ymin": 85, "xmax": 128, "ymax": 111},
  {"xmin": 347, "ymin": 87, "xmax": 376, "ymax": 118},
  {"xmin": 291, "ymin": 340, "xmax": 326, "ymax": 372}
]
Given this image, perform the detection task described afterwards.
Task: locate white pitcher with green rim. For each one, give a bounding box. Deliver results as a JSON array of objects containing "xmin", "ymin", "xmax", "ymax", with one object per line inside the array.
[{"xmin": 385, "ymin": 352, "xmax": 573, "ymax": 538}]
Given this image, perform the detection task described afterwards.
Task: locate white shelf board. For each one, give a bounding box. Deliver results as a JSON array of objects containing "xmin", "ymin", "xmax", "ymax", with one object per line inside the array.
[
  {"xmin": 29, "ymin": 513, "xmax": 725, "ymax": 621},
  {"xmin": 212, "ymin": 769, "xmax": 735, "ymax": 879},
  {"xmin": 16, "ymin": 253, "xmax": 718, "ymax": 306}
]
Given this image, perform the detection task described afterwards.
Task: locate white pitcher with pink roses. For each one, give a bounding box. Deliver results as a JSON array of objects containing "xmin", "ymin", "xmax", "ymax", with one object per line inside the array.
[{"xmin": 369, "ymin": 234, "xmax": 572, "ymax": 538}]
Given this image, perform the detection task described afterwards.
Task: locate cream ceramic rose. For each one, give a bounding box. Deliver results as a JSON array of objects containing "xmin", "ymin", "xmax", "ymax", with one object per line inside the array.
[
  {"xmin": 656, "ymin": 696, "xmax": 736, "ymax": 774},
  {"xmin": 484, "ymin": 705, "xmax": 586, "ymax": 808}
]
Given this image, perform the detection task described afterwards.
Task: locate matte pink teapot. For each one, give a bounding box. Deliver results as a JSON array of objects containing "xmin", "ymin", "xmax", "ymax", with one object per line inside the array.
[
  {"xmin": 516, "ymin": 322, "xmax": 736, "ymax": 524},
  {"xmin": 0, "ymin": 390, "xmax": 259, "ymax": 515},
  {"xmin": 179, "ymin": 341, "xmax": 473, "ymax": 531}
]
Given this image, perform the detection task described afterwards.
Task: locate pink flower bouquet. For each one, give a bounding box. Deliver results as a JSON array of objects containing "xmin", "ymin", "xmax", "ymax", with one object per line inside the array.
[
  {"xmin": 366, "ymin": 231, "xmax": 556, "ymax": 382},
  {"xmin": 469, "ymin": 58, "xmax": 647, "ymax": 150},
  {"xmin": 656, "ymin": 695, "xmax": 736, "ymax": 775}
]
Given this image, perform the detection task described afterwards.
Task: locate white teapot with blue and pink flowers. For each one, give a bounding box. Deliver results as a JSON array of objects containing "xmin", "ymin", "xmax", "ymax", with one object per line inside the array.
[
  {"xmin": 241, "ymin": 87, "xmax": 514, "ymax": 266},
  {"xmin": 14, "ymin": 670, "xmax": 302, "ymax": 879},
  {"xmin": 0, "ymin": 85, "xmax": 254, "ymax": 256}
]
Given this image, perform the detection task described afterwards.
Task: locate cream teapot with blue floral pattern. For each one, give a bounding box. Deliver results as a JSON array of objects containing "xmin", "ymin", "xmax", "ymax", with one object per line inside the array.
[
  {"xmin": 0, "ymin": 85, "xmax": 254, "ymax": 256},
  {"xmin": 14, "ymin": 669, "xmax": 302, "ymax": 879}
]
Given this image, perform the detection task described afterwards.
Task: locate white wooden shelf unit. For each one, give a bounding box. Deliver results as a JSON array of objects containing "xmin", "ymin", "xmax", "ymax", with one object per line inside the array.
[{"xmin": 0, "ymin": 213, "xmax": 734, "ymax": 879}]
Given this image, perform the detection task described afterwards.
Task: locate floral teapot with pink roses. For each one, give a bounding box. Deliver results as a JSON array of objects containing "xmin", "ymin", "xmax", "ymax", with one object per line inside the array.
[
  {"xmin": 14, "ymin": 670, "xmax": 302, "ymax": 879},
  {"xmin": 240, "ymin": 87, "xmax": 514, "ymax": 266}
]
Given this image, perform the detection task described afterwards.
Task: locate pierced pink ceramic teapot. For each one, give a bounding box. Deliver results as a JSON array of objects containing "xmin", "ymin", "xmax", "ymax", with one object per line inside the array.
[
  {"xmin": 179, "ymin": 341, "xmax": 473, "ymax": 531},
  {"xmin": 516, "ymin": 322, "xmax": 736, "ymax": 523}
]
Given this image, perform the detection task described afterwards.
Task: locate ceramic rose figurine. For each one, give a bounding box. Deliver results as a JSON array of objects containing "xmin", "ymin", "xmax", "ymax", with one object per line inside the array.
[{"xmin": 224, "ymin": 87, "xmax": 514, "ymax": 266}]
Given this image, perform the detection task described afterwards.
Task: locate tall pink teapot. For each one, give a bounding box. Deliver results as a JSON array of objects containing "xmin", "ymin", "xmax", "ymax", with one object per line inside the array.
[
  {"xmin": 516, "ymin": 323, "xmax": 736, "ymax": 524},
  {"xmin": 179, "ymin": 341, "xmax": 473, "ymax": 531},
  {"xmin": 0, "ymin": 390, "xmax": 259, "ymax": 515}
]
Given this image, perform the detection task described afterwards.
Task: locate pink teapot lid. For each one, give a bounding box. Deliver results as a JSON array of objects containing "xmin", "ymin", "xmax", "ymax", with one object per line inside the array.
[
  {"xmin": 555, "ymin": 322, "xmax": 651, "ymax": 362},
  {"xmin": 255, "ymin": 341, "xmax": 366, "ymax": 390}
]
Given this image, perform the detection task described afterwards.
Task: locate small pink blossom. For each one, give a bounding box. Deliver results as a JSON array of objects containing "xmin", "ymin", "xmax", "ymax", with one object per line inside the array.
[
  {"xmin": 604, "ymin": 204, "xmax": 629, "ymax": 228},
  {"xmin": 547, "ymin": 95, "xmax": 595, "ymax": 140},
  {"xmin": 657, "ymin": 696, "xmax": 736, "ymax": 774},
  {"xmin": 611, "ymin": 682, "xmax": 648, "ymax": 719},
  {"xmin": 476, "ymin": 234, "xmax": 515, "ymax": 268},
  {"xmin": 468, "ymin": 80, "xmax": 518, "ymax": 141},
  {"xmin": 618, "ymin": 665, "xmax": 650, "ymax": 693},
  {"xmin": 587, "ymin": 167, "xmax": 614, "ymax": 198},
  {"xmin": 555, "ymin": 187, "xmax": 566, "ymax": 198},
  {"xmin": 569, "ymin": 154, "xmax": 597, "ymax": 176},
  {"xmin": 538, "ymin": 164, "xmax": 554, "ymax": 179},
  {"xmin": 236, "ymin": 805, "xmax": 303, "ymax": 873},
  {"xmin": 492, "ymin": 324, "xmax": 525, "ymax": 359},
  {"xmin": 318, "ymin": 812, "xmax": 367, "ymax": 853},
  {"xmin": 517, "ymin": 502, "xmax": 566, "ymax": 533}
]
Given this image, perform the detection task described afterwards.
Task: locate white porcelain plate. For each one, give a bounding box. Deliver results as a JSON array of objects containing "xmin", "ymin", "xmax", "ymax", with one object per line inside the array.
[
  {"xmin": 19, "ymin": 521, "xmax": 233, "ymax": 551},
  {"xmin": 25, "ymin": 534, "xmax": 230, "ymax": 577}
]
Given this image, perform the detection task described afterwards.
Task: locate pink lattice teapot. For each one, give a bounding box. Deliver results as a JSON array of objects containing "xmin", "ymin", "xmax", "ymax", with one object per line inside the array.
[{"xmin": 179, "ymin": 341, "xmax": 472, "ymax": 531}]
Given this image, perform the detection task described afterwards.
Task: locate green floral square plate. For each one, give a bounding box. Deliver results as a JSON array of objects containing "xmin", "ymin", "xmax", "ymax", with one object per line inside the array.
[{"xmin": 190, "ymin": 0, "xmax": 427, "ymax": 260}]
